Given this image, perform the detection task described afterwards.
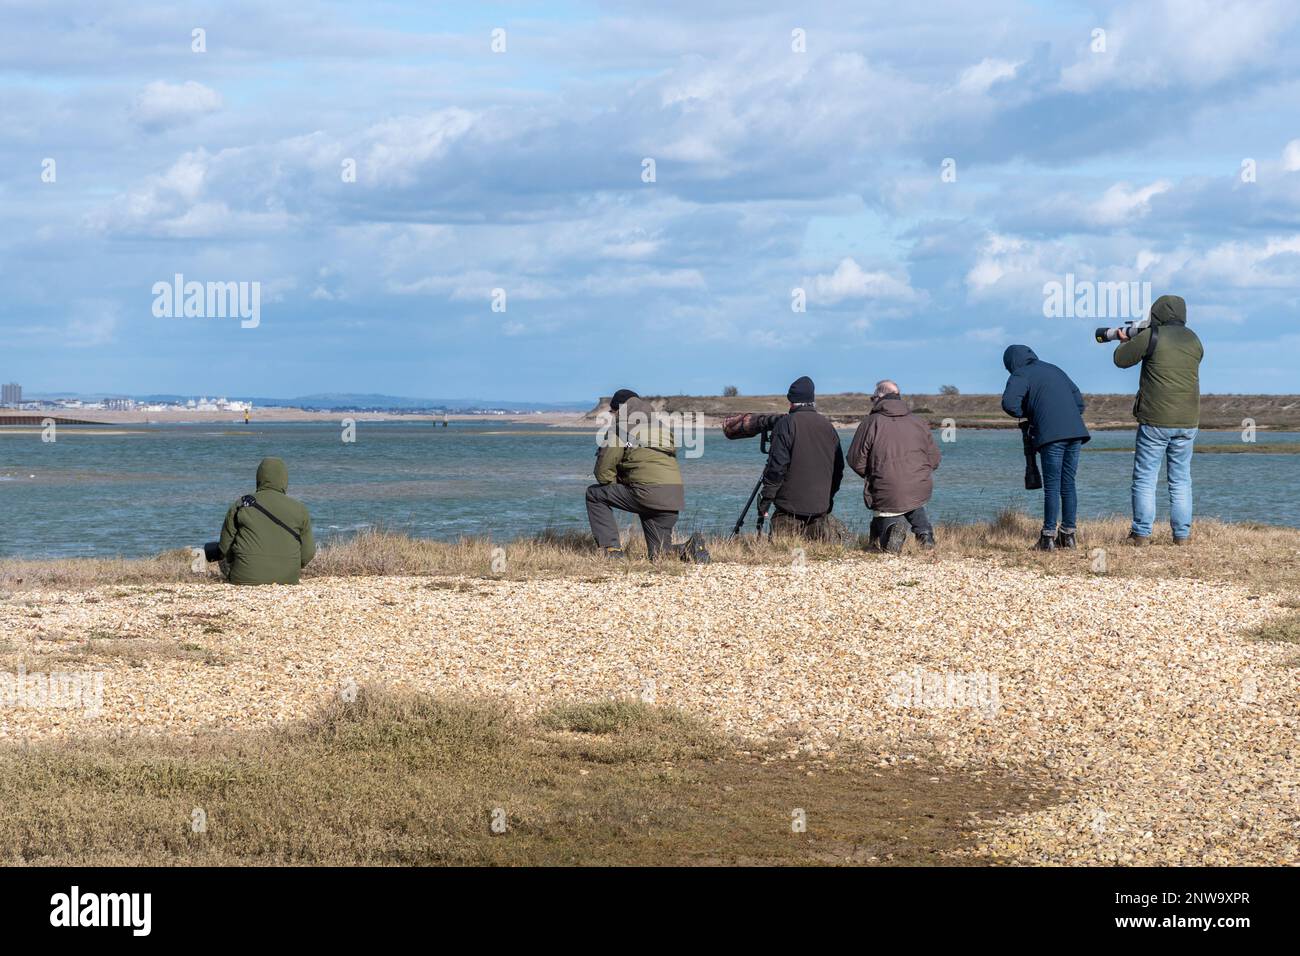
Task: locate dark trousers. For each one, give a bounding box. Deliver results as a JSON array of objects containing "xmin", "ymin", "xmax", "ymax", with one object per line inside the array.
[
  {"xmin": 1039, "ymin": 439, "xmax": 1082, "ymax": 534},
  {"xmin": 585, "ymin": 483, "xmax": 678, "ymax": 558},
  {"xmin": 769, "ymin": 510, "xmax": 844, "ymax": 542},
  {"xmin": 868, "ymin": 507, "xmax": 933, "ymax": 547}
]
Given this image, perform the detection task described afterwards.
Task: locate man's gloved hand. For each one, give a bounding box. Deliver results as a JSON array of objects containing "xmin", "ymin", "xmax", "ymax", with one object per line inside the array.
[{"xmin": 758, "ymin": 497, "xmax": 774, "ymax": 520}]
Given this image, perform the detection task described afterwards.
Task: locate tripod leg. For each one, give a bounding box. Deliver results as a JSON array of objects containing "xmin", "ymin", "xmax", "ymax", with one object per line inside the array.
[{"xmin": 732, "ymin": 476, "xmax": 764, "ymax": 537}]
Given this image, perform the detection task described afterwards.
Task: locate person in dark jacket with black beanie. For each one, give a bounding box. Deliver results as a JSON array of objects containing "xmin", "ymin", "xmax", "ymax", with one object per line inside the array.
[
  {"xmin": 758, "ymin": 376, "xmax": 845, "ymax": 540},
  {"xmin": 1000, "ymin": 345, "xmax": 1090, "ymax": 550}
]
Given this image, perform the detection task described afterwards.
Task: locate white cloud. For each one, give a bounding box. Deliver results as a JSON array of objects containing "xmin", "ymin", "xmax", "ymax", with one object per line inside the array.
[
  {"xmin": 1090, "ymin": 180, "xmax": 1172, "ymax": 226},
  {"xmin": 1284, "ymin": 139, "xmax": 1300, "ymax": 172},
  {"xmin": 956, "ymin": 58, "xmax": 1020, "ymax": 95},
  {"xmin": 131, "ymin": 80, "xmax": 222, "ymax": 130},
  {"xmin": 807, "ymin": 258, "xmax": 919, "ymax": 305},
  {"xmin": 1190, "ymin": 234, "xmax": 1300, "ymax": 288},
  {"xmin": 1059, "ymin": 0, "xmax": 1300, "ymax": 93}
]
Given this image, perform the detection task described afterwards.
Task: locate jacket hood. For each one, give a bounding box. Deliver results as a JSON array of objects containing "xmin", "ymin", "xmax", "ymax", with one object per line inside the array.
[
  {"xmin": 1003, "ymin": 344, "xmax": 1037, "ymax": 373},
  {"xmin": 872, "ymin": 394, "xmax": 911, "ymax": 417},
  {"xmin": 256, "ymin": 457, "xmax": 288, "ymax": 493},
  {"xmin": 1149, "ymin": 294, "xmax": 1186, "ymax": 327}
]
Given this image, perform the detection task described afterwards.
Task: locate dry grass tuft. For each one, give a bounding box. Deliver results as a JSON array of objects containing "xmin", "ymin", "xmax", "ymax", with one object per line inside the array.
[{"xmin": 3, "ymin": 511, "xmax": 1297, "ymax": 598}]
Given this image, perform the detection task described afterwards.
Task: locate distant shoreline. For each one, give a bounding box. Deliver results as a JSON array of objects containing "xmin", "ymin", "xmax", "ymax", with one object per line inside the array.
[
  {"xmin": 4, "ymin": 392, "xmax": 1299, "ymax": 432},
  {"xmin": 0, "ymin": 408, "xmax": 585, "ymax": 426}
]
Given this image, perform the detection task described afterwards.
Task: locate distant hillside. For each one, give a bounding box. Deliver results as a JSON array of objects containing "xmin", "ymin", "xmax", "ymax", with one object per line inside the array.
[{"xmin": 588, "ymin": 393, "xmax": 1300, "ymax": 430}]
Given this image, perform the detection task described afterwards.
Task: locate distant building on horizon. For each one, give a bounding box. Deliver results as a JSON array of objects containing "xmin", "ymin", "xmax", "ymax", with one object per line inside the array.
[{"xmin": 1, "ymin": 382, "xmax": 20, "ymax": 407}]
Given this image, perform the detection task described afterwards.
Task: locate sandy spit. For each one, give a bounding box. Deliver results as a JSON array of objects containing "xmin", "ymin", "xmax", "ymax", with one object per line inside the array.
[{"xmin": 1, "ymin": 555, "xmax": 1296, "ymax": 865}]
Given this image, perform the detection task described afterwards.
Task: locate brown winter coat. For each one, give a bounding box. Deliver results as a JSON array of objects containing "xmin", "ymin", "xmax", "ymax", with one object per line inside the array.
[{"xmin": 846, "ymin": 395, "xmax": 941, "ymax": 513}]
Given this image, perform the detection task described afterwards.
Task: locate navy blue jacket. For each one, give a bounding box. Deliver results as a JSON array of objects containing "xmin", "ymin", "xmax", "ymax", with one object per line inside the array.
[{"xmin": 1000, "ymin": 345, "xmax": 1090, "ymax": 450}]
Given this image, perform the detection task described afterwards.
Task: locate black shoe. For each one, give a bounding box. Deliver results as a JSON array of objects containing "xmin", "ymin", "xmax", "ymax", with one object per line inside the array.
[
  {"xmin": 603, "ymin": 547, "xmax": 627, "ymax": 560},
  {"xmin": 676, "ymin": 532, "xmax": 711, "ymax": 564},
  {"xmin": 916, "ymin": 532, "xmax": 936, "ymax": 550},
  {"xmin": 1034, "ymin": 533, "xmax": 1056, "ymax": 551},
  {"xmin": 1056, "ymin": 530, "xmax": 1076, "ymax": 549},
  {"xmin": 883, "ymin": 523, "xmax": 907, "ymax": 555}
]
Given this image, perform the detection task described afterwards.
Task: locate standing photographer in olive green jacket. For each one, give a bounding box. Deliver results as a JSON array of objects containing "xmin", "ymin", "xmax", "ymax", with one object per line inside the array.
[
  {"xmin": 1114, "ymin": 294, "xmax": 1204, "ymax": 545},
  {"xmin": 217, "ymin": 457, "xmax": 316, "ymax": 584}
]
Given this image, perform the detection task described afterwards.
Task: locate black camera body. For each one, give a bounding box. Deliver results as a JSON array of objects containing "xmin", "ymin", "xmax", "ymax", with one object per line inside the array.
[{"xmin": 202, "ymin": 541, "xmax": 224, "ymax": 563}]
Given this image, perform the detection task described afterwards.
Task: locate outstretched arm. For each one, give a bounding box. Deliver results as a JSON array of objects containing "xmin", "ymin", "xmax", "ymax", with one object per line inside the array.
[{"xmin": 1114, "ymin": 328, "xmax": 1150, "ymax": 369}]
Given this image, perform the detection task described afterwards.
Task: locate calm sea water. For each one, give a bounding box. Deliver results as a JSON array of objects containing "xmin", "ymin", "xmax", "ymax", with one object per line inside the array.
[{"xmin": 2, "ymin": 422, "xmax": 1297, "ymax": 558}]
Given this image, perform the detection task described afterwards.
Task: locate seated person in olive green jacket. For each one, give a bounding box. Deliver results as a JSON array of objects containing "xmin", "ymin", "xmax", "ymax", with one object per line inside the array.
[
  {"xmin": 586, "ymin": 389, "xmax": 685, "ymax": 559},
  {"xmin": 216, "ymin": 457, "xmax": 316, "ymax": 584}
]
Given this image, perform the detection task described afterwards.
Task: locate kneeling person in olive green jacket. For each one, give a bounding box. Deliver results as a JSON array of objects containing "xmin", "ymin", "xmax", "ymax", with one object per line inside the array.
[
  {"xmin": 586, "ymin": 390, "xmax": 684, "ymax": 559},
  {"xmin": 217, "ymin": 457, "xmax": 316, "ymax": 584}
]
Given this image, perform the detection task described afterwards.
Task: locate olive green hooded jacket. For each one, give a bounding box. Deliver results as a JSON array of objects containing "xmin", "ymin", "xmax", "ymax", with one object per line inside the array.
[
  {"xmin": 593, "ymin": 397, "xmax": 685, "ymax": 512},
  {"xmin": 218, "ymin": 457, "xmax": 316, "ymax": 585},
  {"xmin": 1115, "ymin": 295, "xmax": 1203, "ymax": 428}
]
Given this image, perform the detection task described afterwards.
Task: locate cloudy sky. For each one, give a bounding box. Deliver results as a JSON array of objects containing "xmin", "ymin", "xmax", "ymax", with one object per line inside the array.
[{"xmin": 4, "ymin": 0, "xmax": 1300, "ymax": 401}]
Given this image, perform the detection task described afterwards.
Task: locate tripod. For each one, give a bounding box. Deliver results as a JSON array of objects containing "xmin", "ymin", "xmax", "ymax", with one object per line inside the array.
[{"xmin": 730, "ymin": 427, "xmax": 774, "ymax": 537}]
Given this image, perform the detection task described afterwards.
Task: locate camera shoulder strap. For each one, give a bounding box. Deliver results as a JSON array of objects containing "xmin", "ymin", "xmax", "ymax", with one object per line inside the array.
[
  {"xmin": 1142, "ymin": 324, "xmax": 1160, "ymax": 361},
  {"xmin": 239, "ymin": 494, "xmax": 303, "ymax": 544}
]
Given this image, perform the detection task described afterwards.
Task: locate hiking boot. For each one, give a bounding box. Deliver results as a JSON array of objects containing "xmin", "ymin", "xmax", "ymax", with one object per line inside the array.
[
  {"xmin": 916, "ymin": 531, "xmax": 936, "ymax": 550},
  {"xmin": 1125, "ymin": 532, "xmax": 1150, "ymax": 547},
  {"xmin": 1056, "ymin": 529, "xmax": 1077, "ymax": 549},
  {"xmin": 1172, "ymin": 536, "xmax": 1190, "ymax": 546},
  {"xmin": 603, "ymin": 547, "xmax": 627, "ymax": 560},
  {"xmin": 1034, "ymin": 533, "xmax": 1056, "ymax": 551},
  {"xmin": 678, "ymin": 532, "xmax": 711, "ymax": 564},
  {"xmin": 883, "ymin": 522, "xmax": 907, "ymax": 555}
]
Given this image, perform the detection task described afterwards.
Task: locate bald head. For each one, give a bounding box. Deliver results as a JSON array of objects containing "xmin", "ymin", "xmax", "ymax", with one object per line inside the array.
[{"xmin": 873, "ymin": 380, "xmax": 900, "ymax": 399}]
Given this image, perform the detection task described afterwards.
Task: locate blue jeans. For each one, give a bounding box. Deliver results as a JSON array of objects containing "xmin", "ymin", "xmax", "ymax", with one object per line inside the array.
[
  {"xmin": 1039, "ymin": 439, "xmax": 1081, "ymax": 535},
  {"xmin": 1131, "ymin": 424, "xmax": 1197, "ymax": 539}
]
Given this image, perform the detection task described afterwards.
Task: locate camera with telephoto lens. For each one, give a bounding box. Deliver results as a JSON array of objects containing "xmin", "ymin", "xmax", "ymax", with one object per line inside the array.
[{"xmin": 1094, "ymin": 317, "xmax": 1149, "ymax": 344}]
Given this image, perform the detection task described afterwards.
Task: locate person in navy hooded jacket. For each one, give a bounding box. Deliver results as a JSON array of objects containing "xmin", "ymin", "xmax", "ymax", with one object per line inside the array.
[{"xmin": 1000, "ymin": 345, "xmax": 1091, "ymax": 550}]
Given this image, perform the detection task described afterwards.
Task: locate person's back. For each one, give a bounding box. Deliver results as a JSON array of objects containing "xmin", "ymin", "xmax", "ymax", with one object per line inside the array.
[
  {"xmin": 1115, "ymin": 295, "xmax": 1203, "ymax": 428},
  {"xmin": 848, "ymin": 394, "xmax": 940, "ymax": 514},
  {"xmin": 1113, "ymin": 294, "xmax": 1203, "ymax": 545},
  {"xmin": 594, "ymin": 396, "xmax": 685, "ymax": 512},
  {"xmin": 218, "ymin": 457, "xmax": 315, "ymax": 585},
  {"xmin": 761, "ymin": 377, "xmax": 844, "ymax": 519},
  {"xmin": 847, "ymin": 384, "xmax": 941, "ymax": 552},
  {"xmin": 1000, "ymin": 345, "xmax": 1089, "ymax": 450},
  {"xmin": 1001, "ymin": 346, "xmax": 1089, "ymax": 550}
]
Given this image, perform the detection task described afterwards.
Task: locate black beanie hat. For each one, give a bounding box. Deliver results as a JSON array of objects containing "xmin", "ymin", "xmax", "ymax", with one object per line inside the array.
[
  {"xmin": 609, "ymin": 388, "xmax": 638, "ymax": 411},
  {"xmin": 786, "ymin": 376, "xmax": 814, "ymax": 404}
]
